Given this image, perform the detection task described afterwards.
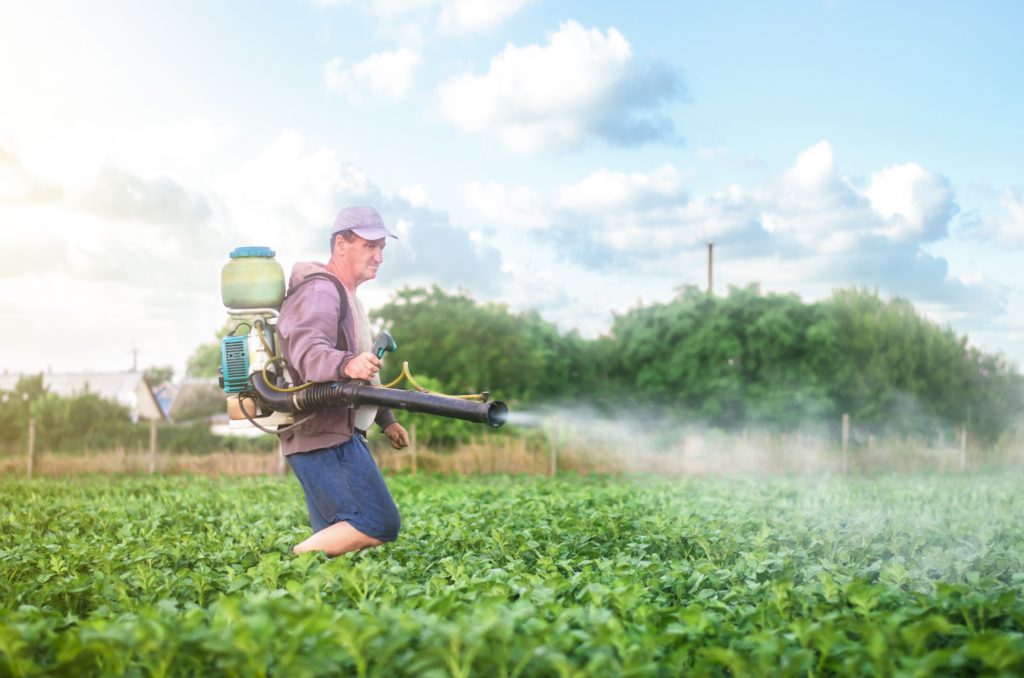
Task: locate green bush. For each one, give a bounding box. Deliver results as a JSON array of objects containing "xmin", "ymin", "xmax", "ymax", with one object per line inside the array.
[
  {"xmin": 373, "ymin": 284, "xmax": 1023, "ymax": 444},
  {"xmin": 0, "ymin": 377, "xmax": 275, "ymax": 455}
]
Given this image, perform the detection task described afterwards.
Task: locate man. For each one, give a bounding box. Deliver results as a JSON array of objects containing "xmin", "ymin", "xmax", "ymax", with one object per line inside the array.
[{"xmin": 276, "ymin": 206, "xmax": 410, "ymax": 556}]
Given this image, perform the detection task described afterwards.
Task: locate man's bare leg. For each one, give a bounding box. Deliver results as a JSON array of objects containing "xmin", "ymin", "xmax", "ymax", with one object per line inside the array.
[{"xmin": 293, "ymin": 521, "xmax": 382, "ymax": 557}]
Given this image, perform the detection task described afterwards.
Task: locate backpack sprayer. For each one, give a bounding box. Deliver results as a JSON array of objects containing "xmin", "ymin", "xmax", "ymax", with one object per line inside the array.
[{"xmin": 218, "ymin": 246, "xmax": 508, "ymax": 433}]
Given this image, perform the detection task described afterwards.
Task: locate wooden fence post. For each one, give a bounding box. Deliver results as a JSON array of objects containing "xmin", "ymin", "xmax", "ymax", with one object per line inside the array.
[
  {"xmin": 841, "ymin": 413, "xmax": 850, "ymax": 476},
  {"xmin": 148, "ymin": 418, "xmax": 157, "ymax": 475},
  {"xmin": 549, "ymin": 427, "xmax": 558, "ymax": 478},
  {"xmin": 27, "ymin": 418, "xmax": 35, "ymax": 479},
  {"xmin": 960, "ymin": 426, "xmax": 967, "ymax": 472},
  {"xmin": 410, "ymin": 424, "xmax": 417, "ymax": 474}
]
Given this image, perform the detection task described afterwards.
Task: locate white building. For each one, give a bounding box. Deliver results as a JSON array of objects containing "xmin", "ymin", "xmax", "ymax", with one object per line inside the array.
[{"xmin": 0, "ymin": 371, "xmax": 165, "ymax": 422}]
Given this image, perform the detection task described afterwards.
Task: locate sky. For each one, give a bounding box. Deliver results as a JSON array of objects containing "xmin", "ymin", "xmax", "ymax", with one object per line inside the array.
[{"xmin": 1, "ymin": 0, "xmax": 1023, "ymax": 380}]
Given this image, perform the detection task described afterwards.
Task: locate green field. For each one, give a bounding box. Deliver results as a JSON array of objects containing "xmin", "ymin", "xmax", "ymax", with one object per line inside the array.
[{"xmin": 1, "ymin": 473, "xmax": 1023, "ymax": 676}]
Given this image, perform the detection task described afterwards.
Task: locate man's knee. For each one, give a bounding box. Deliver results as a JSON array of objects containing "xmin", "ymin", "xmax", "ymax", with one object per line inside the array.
[{"xmin": 376, "ymin": 508, "xmax": 401, "ymax": 544}]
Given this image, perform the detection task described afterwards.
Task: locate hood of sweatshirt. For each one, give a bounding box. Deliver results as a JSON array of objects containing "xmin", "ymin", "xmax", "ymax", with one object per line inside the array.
[{"xmin": 287, "ymin": 261, "xmax": 329, "ymax": 291}]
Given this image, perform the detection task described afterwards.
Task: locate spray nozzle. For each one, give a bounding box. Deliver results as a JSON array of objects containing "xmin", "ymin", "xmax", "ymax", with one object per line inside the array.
[{"xmin": 372, "ymin": 331, "xmax": 397, "ymax": 359}]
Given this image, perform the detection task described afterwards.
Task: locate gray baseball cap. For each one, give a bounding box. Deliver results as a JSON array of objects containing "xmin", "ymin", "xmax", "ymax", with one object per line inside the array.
[{"xmin": 332, "ymin": 206, "xmax": 398, "ymax": 240}]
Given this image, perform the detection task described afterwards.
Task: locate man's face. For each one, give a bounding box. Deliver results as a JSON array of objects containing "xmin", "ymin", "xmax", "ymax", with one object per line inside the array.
[{"xmin": 338, "ymin": 235, "xmax": 386, "ymax": 285}]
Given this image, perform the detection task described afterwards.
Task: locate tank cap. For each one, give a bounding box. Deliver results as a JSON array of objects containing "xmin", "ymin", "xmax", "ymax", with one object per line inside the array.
[{"xmin": 229, "ymin": 246, "xmax": 276, "ymax": 259}]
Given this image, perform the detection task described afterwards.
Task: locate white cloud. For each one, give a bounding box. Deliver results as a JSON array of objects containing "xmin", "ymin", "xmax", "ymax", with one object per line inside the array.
[
  {"xmin": 473, "ymin": 141, "xmax": 998, "ymax": 326},
  {"xmin": 213, "ymin": 131, "xmax": 504, "ymax": 291},
  {"xmin": 995, "ymin": 189, "xmax": 1024, "ymax": 246},
  {"xmin": 0, "ymin": 127, "xmax": 506, "ymax": 374},
  {"xmin": 213, "ymin": 129, "xmax": 375, "ymax": 254},
  {"xmin": 552, "ymin": 164, "xmax": 685, "ymax": 213},
  {"xmin": 324, "ymin": 48, "xmax": 422, "ymax": 102},
  {"xmin": 3, "ymin": 119, "xmax": 236, "ymax": 198},
  {"xmin": 751, "ymin": 142, "xmax": 955, "ymax": 252},
  {"xmin": 438, "ymin": 21, "xmax": 684, "ymax": 154},
  {"xmin": 783, "ymin": 140, "xmax": 837, "ymax": 191},
  {"xmin": 312, "ymin": 0, "xmax": 532, "ymax": 34},
  {"xmin": 73, "ymin": 164, "xmax": 212, "ymax": 226},
  {"xmin": 438, "ymin": 0, "xmax": 535, "ymax": 33},
  {"xmin": 0, "ymin": 205, "xmax": 71, "ymax": 277},
  {"xmin": 397, "ymin": 184, "xmax": 427, "ymax": 208},
  {"xmin": 464, "ymin": 181, "xmax": 550, "ymax": 229},
  {"xmin": 365, "ymin": 0, "xmax": 437, "ymax": 17},
  {"xmin": 866, "ymin": 162, "xmax": 955, "ymax": 242},
  {"xmin": 0, "ymin": 143, "xmax": 61, "ymax": 204},
  {"xmin": 969, "ymin": 188, "xmax": 1024, "ymax": 247},
  {"xmin": 0, "ymin": 132, "xmax": 219, "ymax": 287},
  {"xmin": 109, "ymin": 119, "xmax": 237, "ymax": 182},
  {"xmin": 379, "ymin": 202, "xmax": 504, "ymax": 293}
]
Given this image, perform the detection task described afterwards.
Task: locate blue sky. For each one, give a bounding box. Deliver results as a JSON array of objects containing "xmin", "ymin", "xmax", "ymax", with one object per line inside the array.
[{"xmin": 1, "ymin": 0, "xmax": 1022, "ymax": 377}]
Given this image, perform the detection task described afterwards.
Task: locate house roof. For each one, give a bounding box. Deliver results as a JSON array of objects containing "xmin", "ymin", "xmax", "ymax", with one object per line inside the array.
[
  {"xmin": 168, "ymin": 379, "xmax": 224, "ymax": 421},
  {"xmin": 152, "ymin": 381, "xmax": 178, "ymax": 418}
]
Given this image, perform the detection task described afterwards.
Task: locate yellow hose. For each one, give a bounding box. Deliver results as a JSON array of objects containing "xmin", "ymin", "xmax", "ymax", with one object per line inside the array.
[
  {"xmin": 383, "ymin": 361, "xmax": 488, "ymax": 402},
  {"xmin": 262, "ymin": 357, "xmax": 315, "ymax": 393},
  {"xmin": 254, "ymin": 321, "xmax": 315, "ymax": 393},
  {"xmin": 253, "ymin": 320, "xmax": 487, "ymax": 401}
]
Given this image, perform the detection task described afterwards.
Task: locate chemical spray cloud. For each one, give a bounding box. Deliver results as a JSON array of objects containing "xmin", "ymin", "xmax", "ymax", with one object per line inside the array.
[
  {"xmin": 507, "ymin": 394, "xmax": 1023, "ymax": 477},
  {"xmin": 511, "ymin": 401, "xmax": 1022, "ymax": 589},
  {"xmin": 507, "ymin": 402, "xmax": 835, "ymax": 476}
]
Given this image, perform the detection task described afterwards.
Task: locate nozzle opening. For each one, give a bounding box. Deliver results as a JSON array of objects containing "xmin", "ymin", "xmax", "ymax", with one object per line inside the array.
[{"xmin": 487, "ymin": 401, "xmax": 509, "ymax": 428}]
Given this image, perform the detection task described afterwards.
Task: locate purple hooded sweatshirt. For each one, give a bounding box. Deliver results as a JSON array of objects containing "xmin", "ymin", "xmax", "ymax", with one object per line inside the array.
[{"xmin": 276, "ymin": 261, "xmax": 397, "ymax": 456}]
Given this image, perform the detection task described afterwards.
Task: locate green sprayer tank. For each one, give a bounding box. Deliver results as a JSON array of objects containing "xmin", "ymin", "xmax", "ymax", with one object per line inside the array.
[{"xmin": 221, "ymin": 246, "xmax": 285, "ymax": 309}]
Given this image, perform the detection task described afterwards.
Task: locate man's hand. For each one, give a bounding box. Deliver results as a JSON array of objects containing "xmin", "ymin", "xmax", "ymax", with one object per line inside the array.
[
  {"xmin": 344, "ymin": 352, "xmax": 381, "ymax": 380},
  {"xmin": 384, "ymin": 422, "xmax": 410, "ymax": 450}
]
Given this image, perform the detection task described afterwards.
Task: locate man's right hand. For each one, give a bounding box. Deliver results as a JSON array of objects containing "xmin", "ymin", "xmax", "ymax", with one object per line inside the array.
[{"xmin": 344, "ymin": 352, "xmax": 382, "ymax": 381}]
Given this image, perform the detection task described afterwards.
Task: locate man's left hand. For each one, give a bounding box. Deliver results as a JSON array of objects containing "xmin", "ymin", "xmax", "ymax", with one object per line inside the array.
[{"xmin": 383, "ymin": 422, "xmax": 410, "ymax": 450}]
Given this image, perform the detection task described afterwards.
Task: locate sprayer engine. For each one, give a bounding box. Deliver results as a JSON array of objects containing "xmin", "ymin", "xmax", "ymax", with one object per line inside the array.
[{"xmin": 217, "ymin": 245, "xmax": 508, "ymax": 434}]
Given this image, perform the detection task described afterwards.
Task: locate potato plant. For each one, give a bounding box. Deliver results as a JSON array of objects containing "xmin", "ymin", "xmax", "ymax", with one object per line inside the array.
[{"xmin": 1, "ymin": 473, "xmax": 1022, "ymax": 676}]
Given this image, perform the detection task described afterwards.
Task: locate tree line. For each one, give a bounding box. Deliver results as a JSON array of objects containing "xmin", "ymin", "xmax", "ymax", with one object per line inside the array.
[
  {"xmin": 371, "ymin": 285, "xmax": 1022, "ymax": 446},
  {"xmin": 0, "ymin": 374, "xmax": 273, "ymax": 455},
  {"xmin": 5, "ymin": 283, "xmax": 1018, "ymax": 455}
]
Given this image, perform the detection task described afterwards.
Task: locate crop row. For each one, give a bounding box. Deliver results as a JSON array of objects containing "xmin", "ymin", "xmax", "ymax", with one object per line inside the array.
[{"xmin": 1, "ymin": 473, "xmax": 1023, "ymax": 676}]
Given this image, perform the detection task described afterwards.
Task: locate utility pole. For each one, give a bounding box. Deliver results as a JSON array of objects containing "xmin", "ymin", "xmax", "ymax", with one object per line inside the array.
[{"xmin": 707, "ymin": 242, "xmax": 714, "ymax": 295}]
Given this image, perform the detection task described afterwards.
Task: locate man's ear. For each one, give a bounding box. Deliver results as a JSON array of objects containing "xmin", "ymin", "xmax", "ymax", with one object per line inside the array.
[{"xmin": 332, "ymin": 236, "xmax": 346, "ymax": 259}]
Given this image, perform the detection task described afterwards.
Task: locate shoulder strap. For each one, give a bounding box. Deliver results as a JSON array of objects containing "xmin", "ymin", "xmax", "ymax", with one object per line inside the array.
[
  {"xmin": 285, "ymin": 272, "xmax": 350, "ymax": 351},
  {"xmin": 286, "ymin": 272, "xmax": 349, "ymax": 321}
]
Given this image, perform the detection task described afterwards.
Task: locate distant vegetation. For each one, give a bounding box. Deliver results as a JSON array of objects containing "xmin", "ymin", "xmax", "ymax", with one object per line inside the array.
[
  {"xmin": 5, "ymin": 285, "xmax": 1020, "ymax": 455},
  {"xmin": 374, "ymin": 285, "xmax": 1022, "ymax": 446},
  {"xmin": 0, "ymin": 374, "xmax": 272, "ymax": 455}
]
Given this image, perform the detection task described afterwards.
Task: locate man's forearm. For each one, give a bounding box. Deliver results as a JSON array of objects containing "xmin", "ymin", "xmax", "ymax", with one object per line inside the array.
[
  {"xmin": 375, "ymin": 407, "xmax": 398, "ymax": 431},
  {"xmin": 291, "ymin": 340, "xmax": 355, "ymax": 382}
]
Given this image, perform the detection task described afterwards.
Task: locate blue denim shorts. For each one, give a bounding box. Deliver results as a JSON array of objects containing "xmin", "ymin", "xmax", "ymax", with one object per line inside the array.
[{"xmin": 287, "ymin": 435, "xmax": 401, "ymax": 542}]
